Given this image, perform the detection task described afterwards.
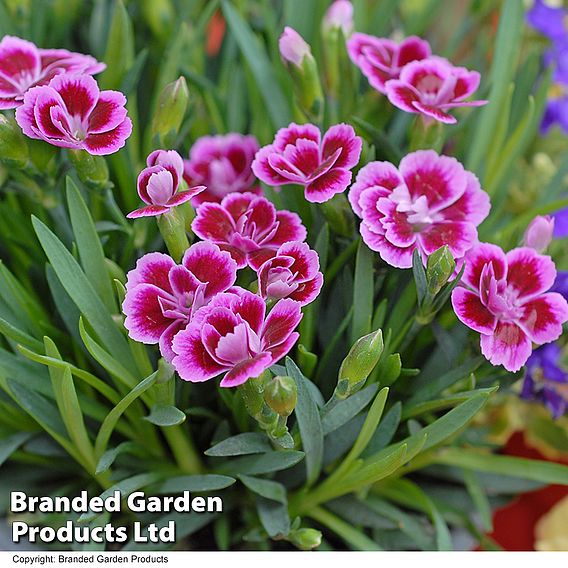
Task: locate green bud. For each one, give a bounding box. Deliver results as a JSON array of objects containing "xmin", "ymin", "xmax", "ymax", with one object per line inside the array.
[
  {"xmin": 151, "ymin": 76, "xmax": 189, "ymax": 147},
  {"xmin": 0, "ymin": 114, "xmax": 29, "ymax": 168},
  {"xmin": 426, "ymin": 245, "xmax": 455, "ymax": 296},
  {"xmin": 142, "ymin": 0, "xmax": 175, "ymax": 42},
  {"xmin": 336, "ymin": 329, "xmax": 383, "ymax": 399},
  {"xmin": 264, "ymin": 376, "xmax": 298, "ymax": 417},
  {"xmin": 289, "ymin": 528, "xmax": 322, "ymax": 551},
  {"xmin": 156, "ymin": 207, "xmax": 190, "ymax": 262},
  {"xmin": 68, "ymin": 149, "xmax": 110, "ymax": 190}
]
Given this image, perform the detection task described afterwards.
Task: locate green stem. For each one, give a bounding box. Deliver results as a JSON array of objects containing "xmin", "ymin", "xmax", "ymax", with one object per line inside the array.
[
  {"xmin": 307, "ymin": 506, "xmax": 381, "ymax": 551},
  {"xmin": 325, "ymin": 238, "xmax": 360, "ymax": 284},
  {"xmin": 162, "ymin": 424, "xmax": 203, "ymax": 474}
]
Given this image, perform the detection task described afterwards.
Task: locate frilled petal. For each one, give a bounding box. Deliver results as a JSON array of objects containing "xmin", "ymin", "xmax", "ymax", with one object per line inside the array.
[
  {"xmin": 125, "ymin": 252, "xmax": 176, "ymax": 292},
  {"xmin": 277, "ymin": 241, "xmax": 320, "ymax": 280},
  {"xmin": 305, "ymin": 168, "xmax": 352, "ymax": 203},
  {"xmin": 506, "ymin": 247, "xmax": 556, "ymax": 300},
  {"xmin": 361, "ymin": 223, "xmax": 415, "ymax": 269},
  {"xmin": 262, "ymin": 299, "xmax": 303, "ymax": 350},
  {"xmin": 377, "ymin": 198, "xmax": 416, "ymax": 247},
  {"xmin": 453, "ymin": 69, "xmax": 481, "ymax": 101},
  {"xmin": 0, "ymin": 36, "xmax": 40, "ymax": 88},
  {"xmin": 127, "ymin": 204, "xmax": 170, "ymax": 218},
  {"xmin": 399, "ymin": 150, "xmax": 467, "ymax": 211},
  {"xmin": 266, "ymin": 332, "xmax": 300, "ymax": 365},
  {"xmin": 159, "ymin": 319, "xmax": 186, "ymax": 363},
  {"xmin": 268, "ymin": 153, "xmax": 309, "ymax": 184},
  {"xmin": 418, "ymin": 220, "xmax": 477, "ymax": 258},
  {"xmin": 269, "ymin": 210, "xmax": 307, "ymax": 246},
  {"xmin": 442, "ymin": 171, "xmax": 490, "ymax": 225},
  {"xmin": 451, "ymin": 287, "xmax": 497, "ymax": 334},
  {"xmin": 219, "ymin": 353, "xmax": 273, "ymax": 387},
  {"xmin": 359, "ymin": 186, "xmax": 390, "ymax": 227},
  {"xmin": 172, "ymin": 325, "xmax": 225, "ymax": 382},
  {"xmin": 192, "ymin": 202, "xmax": 236, "ymax": 242},
  {"xmin": 145, "ymin": 169, "xmax": 175, "ymax": 205},
  {"xmin": 166, "ymin": 186, "xmax": 206, "ymax": 207},
  {"xmin": 233, "ymin": 292, "xmax": 266, "ymax": 335},
  {"xmin": 411, "ymin": 101, "xmax": 457, "ymax": 124},
  {"xmin": 15, "ymin": 85, "xmax": 51, "ymax": 139},
  {"xmin": 49, "ymin": 74, "xmax": 98, "ymax": 121},
  {"xmin": 251, "ymin": 144, "xmax": 291, "ymax": 185},
  {"xmin": 88, "ymin": 90, "xmax": 128, "ymax": 134},
  {"xmin": 480, "ymin": 322, "xmax": 533, "ymax": 373},
  {"xmin": 396, "ymin": 36, "xmax": 431, "ymax": 67},
  {"xmin": 247, "ymin": 248, "xmax": 278, "ymax": 271},
  {"xmin": 349, "ymin": 161, "xmax": 402, "ymax": 217},
  {"xmin": 461, "ymin": 243, "xmax": 507, "ymax": 290},
  {"xmin": 83, "ymin": 117, "xmax": 132, "ymax": 155},
  {"xmin": 518, "ymin": 292, "xmax": 568, "ymax": 344},
  {"xmin": 289, "ymin": 271, "xmax": 323, "ymax": 305},
  {"xmin": 167, "ymin": 264, "xmax": 201, "ymax": 298},
  {"xmin": 182, "ymin": 241, "xmax": 237, "ymax": 298},
  {"xmin": 273, "ymin": 122, "xmax": 321, "ymax": 150},
  {"xmin": 385, "ymin": 81, "xmax": 421, "ymax": 113},
  {"xmin": 282, "ymin": 138, "xmax": 321, "ymax": 178},
  {"xmin": 321, "ymin": 123, "xmax": 362, "ymax": 170},
  {"xmin": 34, "ymin": 89, "xmax": 69, "ymax": 139},
  {"xmin": 122, "ymin": 284, "xmax": 173, "ymax": 343}
]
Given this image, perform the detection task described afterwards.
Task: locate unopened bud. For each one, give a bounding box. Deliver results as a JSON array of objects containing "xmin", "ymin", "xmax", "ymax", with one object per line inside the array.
[
  {"xmin": 279, "ymin": 27, "xmax": 324, "ymax": 123},
  {"xmin": 322, "ymin": 0, "xmax": 354, "ymax": 37},
  {"xmin": 68, "ymin": 149, "xmax": 110, "ymax": 190},
  {"xmin": 264, "ymin": 376, "xmax": 297, "ymax": 417},
  {"xmin": 320, "ymin": 193, "xmax": 354, "ymax": 237},
  {"xmin": 426, "ymin": 245, "xmax": 455, "ymax": 296},
  {"xmin": 523, "ymin": 215, "xmax": 554, "ymax": 253},
  {"xmin": 151, "ymin": 76, "xmax": 189, "ymax": 147},
  {"xmin": 336, "ymin": 329, "xmax": 383, "ymax": 399},
  {"xmin": 0, "ymin": 114, "xmax": 29, "ymax": 168},
  {"xmin": 289, "ymin": 528, "xmax": 322, "ymax": 551}
]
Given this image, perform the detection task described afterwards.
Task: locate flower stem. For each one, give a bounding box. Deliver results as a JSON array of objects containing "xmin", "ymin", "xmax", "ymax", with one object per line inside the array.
[{"xmin": 162, "ymin": 424, "xmax": 203, "ymax": 474}]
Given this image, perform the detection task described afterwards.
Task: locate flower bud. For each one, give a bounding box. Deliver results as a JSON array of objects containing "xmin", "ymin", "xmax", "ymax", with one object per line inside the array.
[
  {"xmin": 289, "ymin": 528, "xmax": 322, "ymax": 551},
  {"xmin": 68, "ymin": 149, "xmax": 110, "ymax": 190},
  {"xmin": 426, "ymin": 245, "xmax": 455, "ymax": 296},
  {"xmin": 279, "ymin": 27, "xmax": 311, "ymax": 68},
  {"xmin": 0, "ymin": 114, "xmax": 29, "ymax": 168},
  {"xmin": 322, "ymin": 0, "xmax": 354, "ymax": 37},
  {"xmin": 264, "ymin": 376, "xmax": 297, "ymax": 417},
  {"xmin": 151, "ymin": 76, "xmax": 189, "ymax": 147},
  {"xmin": 336, "ymin": 329, "xmax": 383, "ymax": 399},
  {"xmin": 523, "ymin": 215, "xmax": 554, "ymax": 253},
  {"xmin": 279, "ymin": 27, "xmax": 324, "ymax": 123}
]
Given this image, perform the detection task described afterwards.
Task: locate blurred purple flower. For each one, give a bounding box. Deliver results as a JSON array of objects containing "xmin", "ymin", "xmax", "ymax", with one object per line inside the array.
[
  {"xmin": 553, "ymin": 207, "xmax": 568, "ymax": 237},
  {"xmin": 521, "ymin": 342, "xmax": 568, "ymax": 419},
  {"xmin": 526, "ymin": 0, "xmax": 568, "ymax": 42}
]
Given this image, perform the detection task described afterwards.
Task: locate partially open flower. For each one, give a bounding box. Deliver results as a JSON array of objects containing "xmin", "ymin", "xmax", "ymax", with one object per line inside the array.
[
  {"xmin": 183, "ymin": 133, "xmax": 260, "ymax": 205},
  {"xmin": 279, "ymin": 27, "xmax": 312, "ymax": 67},
  {"xmin": 128, "ymin": 150, "xmax": 205, "ymax": 218},
  {"xmin": 322, "ymin": 1, "xmax": 354, "ymax": 37},
  {"xmin": 0, "ymin": 35, "xmax": 105, "ymax": 109},
  {"xmin": 347, "ymin": 33, "xmax": 430, "ymax": 94},
  {"xmin": 451, "ymin": 243, "xmax": 568, "ymax": 372},
  {"xmin": 349, "ymin": 150, "xmax": 490, "ymax": 268},
  {"xmin": 252, "ymin": 122, "xmax": 362, "ymax": 203},
  {"xmin": 385, "ymin": 56, "xmax": 487, "ymax": 124},
  {"xmin": 172, "ymin": 290, "xmax": 302, "ymax": 387},
  {"xmin": 192, "ymin": 192, "xmax": 307, "ymax": 269},
  {"xmin": 523, "ymin": 215, "xmax": 555, "ymax": 253},
  {"xmin": 122, "ymin": 242, "xmax": 238, "ymax": 361},
  {"xmin": 15, "ymin": 74, "xmax": 132, "ymax": 155},
  {"xmin": 258, "ymin": 241, "xmax": 323, "ymax": 306}
]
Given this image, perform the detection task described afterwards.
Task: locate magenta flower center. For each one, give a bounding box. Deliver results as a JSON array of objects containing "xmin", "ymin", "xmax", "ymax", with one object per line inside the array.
[{"xmin": 265, "ymin": 266, "xmax": 300, "ymax": 299}]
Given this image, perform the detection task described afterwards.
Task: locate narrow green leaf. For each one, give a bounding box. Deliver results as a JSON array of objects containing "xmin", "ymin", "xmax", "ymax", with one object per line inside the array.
[
  {"xmin": 351, "ymin": 241, "xmax": 374, "ymax": 343},
  {"xmin": 154, "ymin": 475, "xmax": 236, "ymax": 494},
  {"xmin": 0, "ymin": 316, "xmax": 44, "ymax": 351},
  {"xmin": 32, "ymin": 217, "xmax": 136, "ymax": 371},
  {"xmin": 44, "ymin": 337, "xmax": 95, "ymax": 470},
  {"xmin": 321, "ymin": 384, "xmax": 379, "ymax": 435},
  {"xmin": 286, "ymin": 358, "xmax": 323, "ymax": 486},
  {"xmin": 239, "ymin": 474, "xmax": 287, "ymax": 504},
  {"xmin": 94, "ymin": 371, "xmax": 158, "ymax": 458},
  {"xmin": 95, "ymin": 441, "xmax": 138, "ymax": 475},
  {"xmin": 216, "ymin": 450, "xmax": 305, "ymax": 476},
  {"xmin": 463, "ymin": 468, "xmax": 493, "ymax": 532},
  {"xmin": 67, "ymin": 178, "xmax": 115, "ymax": 313},
  {"xmin": 205, "ymin": 432, "xmax": 272, "ymax": 457},
  {"xmin": 221, "ymin": 0, "xmax": 291, "ymax": 128},
  {"xmin": 436, "ymin": 448, "xmax": 568, "ymax": 485},
  {"xmin": 361, "ymin": 401, "xmax": 402, "ymax": 457},
  {"xmin": 0, "ymin": 431, "xmax": 34, "ymax": 467},
  {"xmin": 256, "ymin": 496, "xmax": 290, "ymax": 538}
]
